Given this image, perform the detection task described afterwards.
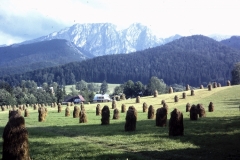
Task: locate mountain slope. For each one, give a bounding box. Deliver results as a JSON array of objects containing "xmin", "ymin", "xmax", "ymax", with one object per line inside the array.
[
  {"xmin": 22, "ymin": 23, "xmax": 180, "ymax": 57},
  {"xmin": 3, "ymin": 35, "xmax": 240, "ymax": 86},
  {"xmin": 220, "ymin": 36, "xmax": 240, "ymax": 50},
  {"xmin": 0, "ymin": 39, "xmax": 87, "ymax": 76}
]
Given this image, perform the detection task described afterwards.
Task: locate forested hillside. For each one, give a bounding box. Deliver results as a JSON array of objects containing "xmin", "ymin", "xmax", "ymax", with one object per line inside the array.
[
  {"xmin": 2, "ymin": 35, "xmax": 240, "ymax": 87},
  {"xmin": 221, "ymin": 36, "xmax": 240, "ymax": 50},
  {"xmin": 0, "ymin": 39, "xmax": 87, "ymax": 76}
]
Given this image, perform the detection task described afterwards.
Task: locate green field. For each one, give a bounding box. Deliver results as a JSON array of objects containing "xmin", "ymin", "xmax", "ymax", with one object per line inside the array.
[{"xmin": 1, "ymin": 85, "xmax": 240, "ymax": 159}]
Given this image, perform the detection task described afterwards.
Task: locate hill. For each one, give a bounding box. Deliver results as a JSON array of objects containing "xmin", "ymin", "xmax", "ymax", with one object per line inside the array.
[
  {"xmin": 0, "ymin": 84, "xmax": 240, "ymax": 159},
  {"xmin": 0, "ymin": 39, "xmax": 87, "ymax": 76},
  {"xmin": 2, "ymin": 35, "xmax": 240, "ymax": 86},
  {"xmin": 221, "ymin": 36, "xmax": 240, "ymax": 50}
]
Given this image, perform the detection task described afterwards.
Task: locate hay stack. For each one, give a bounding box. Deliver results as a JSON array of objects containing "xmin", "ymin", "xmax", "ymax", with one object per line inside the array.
[
  {"xmin": 113, "ymin": 108, "xmax": 120, "ymax": 119},
  {"xmin": 125, "ymin": 106, "xmax": 137, "ymax": 131},
  {"xmin": 58, "ymin": 103, "xmax": 61, "ymax": 113},
  {"xmin": 73, "ymin": 106, "xmax": 80, "ymax": 118},
  {"xmin": 169, "ymin": 108, "xmax": 184, "ymax": 136},
  {"xmin": 163, "ymin": 103, "xmax": 169, "ymax": 114},
  {"xmin": 65, "ymin": 106, "xmax": 70, "ymax": 117},
  {"xmin": 227, "ymin": 80, "xmax": 231, "ymax": 86},
  {"xmin": 2, "ymin": 113, "xmax": 30, "ymax": 160},
  {"xmin": 208, "ymin": 102, "xmax": 214, "ymax": 112},
  {"xmin": 96, "ymin": 104, "xmax": 101, "ymax": 116},
  {"xmin": 153, "ymin": 90, "xmax": 158, "ymax": 97},
  {"xmin": 121, "ymin": 104, "xmax": 126, "ymax": 113},
  {"xmin": 67, "ymin": 102, "xmax": 70, "ymax": 106},
  {"xmin": 208, "ymin": 84, "xmax": 212, "ymax": 91},
  {"xmin": 156, "ymin": 107, "xmax": 167, "ymax": 127},
  {"xmin": 112, "ymin": 100, "xmax": 116, "ymax": 109},
  {"xmin": 161, "ymin": 100, "xmax": 165, "ymax": 105},
  {"xmin": 24, "ymin": 109, "xmax": 29, "ymax": 117},
  {"xmin": 136, "ymin": 96, "xmax": 140, "ymax": 103},
  {"xmin": 169, "ymin": 87, "xmax": 173, "ymax": 94},
  {"xmin": 191, "ymin": 90, "xmax": 195, "ymax": 96},
  {"xmin": 80, "ymin": 103, "xmax": 85, "ymax": 111},
  {"xmin": 217, "ymin": 83, "xmax": 221, "ymax": 87},
  {"xmin": 33, "ymin": 104, "xmax": 38, "ymax": 110},
  {"xmin": 120, "ymin": 94, "xmax": 126, "ymax": 100},
  {"xmin": 182, "ymin": 92, "xmax": 186, "ymax": 99},
  {"xmin": 101, "ymin": 105, "xmax": 110, "ymax": 125},
  {"xmin": 190, "ymin": 105, "xmax": 198, "ymax": 120},
  {"xmin": 38, "ymin": 107, "xmax": 46, "ymax": 122},
  {"xmin": 1, "ymin": 105, "xmax": 6, "ymax": 111},
  {"xmin": 148, "ymin": 105, "xmax": 155, "ymax": 119},
  {"xmin": 79, "ymin": 110, "xmax": 87, "ymax": 123},
  {"xmin": 197, "ymin": 104, "xmax": 206, "ymax": 117},
  {"xmin": 174, "ymin": 95, "xmax": 179, "ymax": 102},
  {"xmin": 9, "ymin": 110, "xmax": 21, "ymax": 119},
  {"xmin": 200, "ymin": 85, "xmax": 204, "ymax": 89},
  {"xmin": 142, "ymin": 102, "xmax": 148, "ymax": 112},
  {"xmin": 186, "ymin": 103, "xmax": 191, "ymax": 112},
  {"xmin": 186, "ymin": 84, "xmax": 190, "ymax": 91},
  {"xmin": 213, "ymin": 82, "xmax": 217, "ymax": 88}
]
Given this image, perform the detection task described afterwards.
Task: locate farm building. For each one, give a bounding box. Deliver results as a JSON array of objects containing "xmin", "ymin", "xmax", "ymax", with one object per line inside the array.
[
  {"xmin": 64, "ymin": 95, "xmax": 85, "ymax": 104},
  {"xmin": 93, "ymin": 94, "xmax": 112, "ymax": 103}
]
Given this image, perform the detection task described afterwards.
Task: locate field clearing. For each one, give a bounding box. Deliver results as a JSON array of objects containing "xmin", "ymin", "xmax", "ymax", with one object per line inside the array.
[{"xmin": 1, "ymin": 85, "xmax": 240, "ymax": 159}]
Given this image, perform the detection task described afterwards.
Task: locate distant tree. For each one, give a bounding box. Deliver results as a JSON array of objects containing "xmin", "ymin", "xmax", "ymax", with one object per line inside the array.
[
  {"xmin": 134, "ymin": 81, "xmax": 145, "ymax": 96},
  {"xmin": 146, "ymin": 76, "xmax": 167, "ymax": 95},
  {"xmin": 76, "ymin": 80, "xmax": 87, "ymax": 91},
  {"xmin": 70, "ymin": 85, "xmax": 79, "ymax": 96},
  {"xmin": 113, "ymin": 84, "xmax": 124, "ymax": 95},
  {"xmin": 0, "ymin": 89, "xmax": 16, "ymax": 106},
  {"xmin": 123, "ymin": 80, "xmax": 135, "ymax": 98},
  {"xmin": 56, "ymin": 86, "xmax": 63, "ymax": 103},
  {"xmin": 231, "ymin": 62, "xmax": 240, "ymax": 85},
  {"xmin": 87, "ymin": 83, "xmax": 100, "ymax": 92},
  {"xmin": 100, "ymin": 80, "xmax": 108, "ymax": 94}
]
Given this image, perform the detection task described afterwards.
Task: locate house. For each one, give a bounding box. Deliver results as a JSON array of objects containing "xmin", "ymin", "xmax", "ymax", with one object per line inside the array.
[
  {"xmin": 93, "ymin": 94, "xmax": 112, "ymax": 103},
  {"xmin": 64, "ymin": 95, "xmax": 85, "ymax": 104}
]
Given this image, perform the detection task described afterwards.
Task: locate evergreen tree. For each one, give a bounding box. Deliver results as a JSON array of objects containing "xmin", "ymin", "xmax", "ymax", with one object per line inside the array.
[
  {"xmin": 100, "ymin": 80, "xmax": 108, "ymax": 94},
  {"xmin": 56, "ymin": 86, "xmax": 63, "ymax": 103},
  {"xmin": 231, "ymin": 62, "xmax": 240, "ymax": 85}
]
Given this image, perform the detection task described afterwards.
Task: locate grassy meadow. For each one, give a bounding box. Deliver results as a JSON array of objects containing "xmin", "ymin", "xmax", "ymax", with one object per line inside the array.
[{"xmin": 1, "ymin": 85, "xmax": 240, "ymax": 160}]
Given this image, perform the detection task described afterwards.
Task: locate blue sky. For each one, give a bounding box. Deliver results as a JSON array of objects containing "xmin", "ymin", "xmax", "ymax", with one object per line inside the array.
[{"xmin": 0, "ymin": 0, "xmax": 239, "ymax": 45}]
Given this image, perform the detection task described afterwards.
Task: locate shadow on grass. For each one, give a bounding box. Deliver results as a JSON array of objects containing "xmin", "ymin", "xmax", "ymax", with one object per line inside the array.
[{"xmin": 222, "ymin": 98, "xmax": 240, "ymax": 105}]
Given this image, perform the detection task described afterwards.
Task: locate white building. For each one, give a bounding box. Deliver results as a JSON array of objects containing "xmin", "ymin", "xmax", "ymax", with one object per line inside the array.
[{"xmin": 93, "ymin": 94, "xmax": 111, "ymax": 103}]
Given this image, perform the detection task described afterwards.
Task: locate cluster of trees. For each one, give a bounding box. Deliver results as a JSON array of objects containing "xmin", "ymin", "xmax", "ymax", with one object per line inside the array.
[
  {"xmin": 231, "ymin": 62, "xmax": 240, "ymax": 85},
  {"xmin": 113, "ymin": 76, "xmax": 167, "ymax": 98},
  {"xmin": 2, "ymin": 35, "xmax": 240, "ymax": 87}
]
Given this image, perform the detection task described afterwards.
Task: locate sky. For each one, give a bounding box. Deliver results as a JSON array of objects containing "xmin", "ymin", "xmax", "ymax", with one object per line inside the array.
[{"xmin": 0, "ymin": 0, "xmax": 240, "ymax": 45}]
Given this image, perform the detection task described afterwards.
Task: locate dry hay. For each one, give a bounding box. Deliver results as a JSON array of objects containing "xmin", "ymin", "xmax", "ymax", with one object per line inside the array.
[
  {"xmin": 153, "ymin": 90, "xmax": 158, "ymax": 97},
  {"xmin": 79, "ymin": 110, "xmax": 87, "ymax": 123},
  {"xmin": 121, "ymin": 104, "xmax": 126, "ymax": 113},
  {"xmin": 227, "ymin": 80, "xmax": 231, "ymax": 86},
  {"xmin": 44, "ymin": 107, "xmax": 48, "ymax": 116},
  {"xmin": 208, "ymin": 84, "xmax": 212, "ymax": 91},
  {"xmin": 197, "ymin": 104, "xmax": 206, "ymax": 117},
  {"xmin": 200, "ymin": 85, "xmax": 204, "ymax": 89},
  {"xmin": 71, "ymin": 102, "xmax": 74, "ymax": 106},
  {"xmin": 148, "ymin": 105, "xmax": 155, "ymax": 119},
  {"xmin": 191, "ymin": 90, "xmax": 195, "ymax": 96},
  {"xmin": 182, "ymin": 92, "xmax": 186, "ymax": 99},
  {"xmin": 161, "ymin": 100, "xmax": 165, "ymax": 105},
  {"xmin": 112, "ymin": 100, "xmax": 116, "ymax": 109},
  {"xmin": 38, "ymin": 107, "xmax": 46, "ymax": 122},
  {"xmin": 67, "ymin": 102, "xmax": 71, "ymax": 106},
  {"xmin": 96, "ymin": 104, "xmax": 101, "ymax": 116},
  {"xmin": 156, "ymin": 107, "xmax": 167, "ymax": 127},
  {"xmin": 1, "ymin": 105, "xmax": 6, "ymax": 111},
  {"xmin": 2, "ymin": 113, "xmax": 30, "ymax": 160},
  {"xmin": 186, "ymin": 84, "xmax": 190, "ymax": 91},
  {"xmin": 33, "ymin": 104, "xmax": 38, "ymax": 110},
  {"xmin": 142, "ymin": 102, "xmax": 148, "ymax": 112},
  {"xmin": 23, "ymin": 105, "xmax": 26, "ymax": 110},
  {"xmin": 217, "ymin": 83, "xmax": 221, "ymax": 87},
  {"xmin": 213, "ymin": 82, "xmax": 217, "ymax": 88},
  {"xmin": 169, "ymin": 108, "xmax": 184, "ymax": 136},
  {"xmin": 120, "ymin": 94, "xmax": 126, "ymax": 100},
  {"xmin": 9, "ymin": 109, "xmax": 21, "ymax": 119},
  {"xmin": 169, "ymin": 87, "xmax": 173, "ymax": 94},
  {"xmin": 101, "ymin": 105, "xmax": 110, "ymax": 125},
  {"xmin": 125, "ymin": 106, "xmax": 137, "ymax": 131},
  {"xmin": 186, "ymin": 103, "xmax": 191, "ymax": 112},
  {"xmin": 65, "ymin": 106, "xmax": 70, "ymax": 117},
  {"xmin": 208, "ymin": 102, "xmax": 214, "ymax": 112},
  {"xmin": 190, "ymin": 105, "xmax": 198, "ymax": 120},
  {"xmin": 136, "ymin": 96, "xmax": 140, "ymax": 103},
  {"xmin": 115, "ymin": 96, "xmax": 120, "ymax": 101},
  {"xmin": 112, "ymin": 108, "xmax": 120, "ymax": 119},
  {"xmin": 73, "ymin": 106, "xmax": 80, "ymax": 118},
  {"xmin": 163, "ymin": 103, "xmax": 169, "ymax": 114},
  {"xmin": 58, "ymin": 103, "xmax": 62, "ymax": 113},
  {"xmin": 80, "ymin": 103, "xmax": 85, "ymax": 111},
  {"xmin": 24, "ymin": 109, "xmax": 29, "ymax": 117},
  {"xmin": 174, "ymin": 95, "xmax": 179, "ymax": 102}
]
